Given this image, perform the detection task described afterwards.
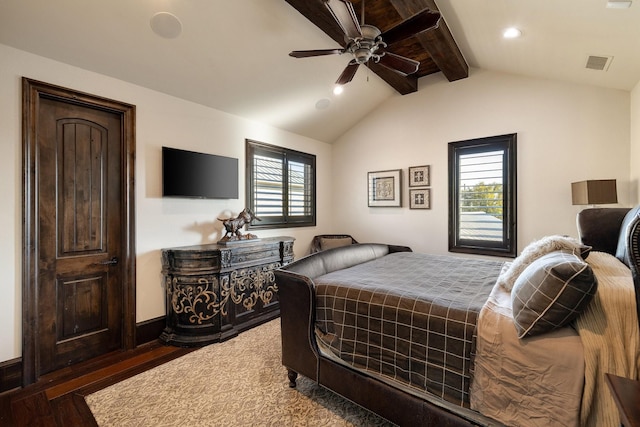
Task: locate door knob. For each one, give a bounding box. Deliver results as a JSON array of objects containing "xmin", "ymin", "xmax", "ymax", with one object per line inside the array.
[{"xmin": 94, "ymin": 256, "xmax": 119, "ymax": 266}]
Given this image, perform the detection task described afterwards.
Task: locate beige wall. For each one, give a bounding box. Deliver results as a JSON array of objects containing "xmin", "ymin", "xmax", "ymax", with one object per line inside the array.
[
  {"xmin": 331, "ymin": 68, "xmax": 632, "ymax": 254},
  {"xmin": 0, "ymin": 44, "xmax": 333, "ymax": 362}
]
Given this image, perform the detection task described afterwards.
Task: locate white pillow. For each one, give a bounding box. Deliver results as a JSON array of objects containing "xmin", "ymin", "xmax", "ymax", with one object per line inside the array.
[{"xmin": 497, "ymin": 235, "xmax": 591, "ymax": 291}]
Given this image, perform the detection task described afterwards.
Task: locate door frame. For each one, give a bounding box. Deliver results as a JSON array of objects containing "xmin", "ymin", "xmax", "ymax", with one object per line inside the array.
[{"xmin": 21, "ymin": 78, "xmax": 136, "ymax": 386}]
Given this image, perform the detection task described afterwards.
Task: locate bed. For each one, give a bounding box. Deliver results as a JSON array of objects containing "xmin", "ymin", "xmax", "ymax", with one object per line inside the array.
[{"xmin": 274, "ymin": 206, "xmax": 640, "ymax": 427}]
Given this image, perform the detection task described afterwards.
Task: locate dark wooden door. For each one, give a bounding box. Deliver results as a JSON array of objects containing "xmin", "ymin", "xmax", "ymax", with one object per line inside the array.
[
  {"xmin": 22, "ymin": 79, "xmax": 136, "ymax": 384},
  {"xmin": 37, "ymin": 99, "xmax": 123, "ymax": 374}
]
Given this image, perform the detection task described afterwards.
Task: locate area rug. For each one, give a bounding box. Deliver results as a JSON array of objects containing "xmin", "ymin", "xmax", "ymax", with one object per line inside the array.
[{"xmin": 85, "ymin": 320, "xmax": 394, "ymax": 426}]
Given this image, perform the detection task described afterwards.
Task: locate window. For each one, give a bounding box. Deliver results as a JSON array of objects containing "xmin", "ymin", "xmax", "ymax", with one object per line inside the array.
[
  {"xmin": 448, "ymin": 134, "xmax": 517, "ymax": 257},
  {"xmin": 246, "ymin": 139, "xmax": 316, "ymax": 229}
]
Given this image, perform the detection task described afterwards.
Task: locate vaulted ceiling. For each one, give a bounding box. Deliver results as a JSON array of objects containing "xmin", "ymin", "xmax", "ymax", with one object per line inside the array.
[{"xmin": 0, "ymin": 0, "xmax": 638, "ymax": 143}]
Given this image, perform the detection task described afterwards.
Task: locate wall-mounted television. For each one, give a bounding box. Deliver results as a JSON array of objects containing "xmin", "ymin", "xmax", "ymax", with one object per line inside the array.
[{"xmin": 162, "ymin": 146, "xmax": 239, "ymax": 199}]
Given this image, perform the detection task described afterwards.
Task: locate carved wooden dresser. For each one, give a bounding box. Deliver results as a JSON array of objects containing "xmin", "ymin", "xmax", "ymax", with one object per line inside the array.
[{"xmin": 159, "ymin": 236, "xmax": 294, "ymax": 346}]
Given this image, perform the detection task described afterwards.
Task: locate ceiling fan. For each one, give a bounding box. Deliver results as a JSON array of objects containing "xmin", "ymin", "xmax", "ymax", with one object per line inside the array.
[{"xmin": 289, "ymin": 0, "xmax": 441, "ymax": 86}]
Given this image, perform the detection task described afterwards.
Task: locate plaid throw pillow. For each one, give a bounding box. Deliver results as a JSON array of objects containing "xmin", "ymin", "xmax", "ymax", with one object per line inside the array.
[{"xmin": 511, "ymin": 250, "xmax": 598, "ymax": 338}]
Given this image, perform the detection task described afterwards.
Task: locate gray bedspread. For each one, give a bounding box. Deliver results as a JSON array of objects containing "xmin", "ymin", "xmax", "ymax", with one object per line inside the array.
[{"xmin": 314, "ymin": 252, "xmax": 505, "ymax": 407}]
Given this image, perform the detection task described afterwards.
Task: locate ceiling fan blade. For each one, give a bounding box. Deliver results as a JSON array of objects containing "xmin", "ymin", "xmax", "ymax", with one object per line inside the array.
[
  {"xmin": 323, "ymin": 0, "xmax": 362, "ymax": 40},
  {"xmin": 378, "ymin": 52, "xmax": 420, "ymax": 76},
  {"xmin": 380, "ymin": 9, "xmax": 441, "ymax": 46},
  {"xmin": 336, "ymin": 61, "xmax": 359, "ymax": 85},
  {"xmin": 289, "ymin": 48, "xmax": 344, "ymax": 58}
]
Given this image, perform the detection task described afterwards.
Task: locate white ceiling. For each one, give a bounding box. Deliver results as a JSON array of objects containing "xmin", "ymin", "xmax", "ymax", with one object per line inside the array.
[{"xmin": 1, "ymin": 0, "xmax": 638, "ymax": 143}]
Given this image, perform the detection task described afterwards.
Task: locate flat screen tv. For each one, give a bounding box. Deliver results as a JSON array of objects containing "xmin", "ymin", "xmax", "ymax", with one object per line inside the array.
[{"xmin": 162, "ymin": 146, "xmax": 239, "ymax": 199}]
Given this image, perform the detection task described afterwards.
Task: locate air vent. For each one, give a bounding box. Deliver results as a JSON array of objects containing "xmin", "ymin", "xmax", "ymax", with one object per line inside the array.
[{"xmin": 585, "ymin": 55, "xmax": 613, "ymax": 71}]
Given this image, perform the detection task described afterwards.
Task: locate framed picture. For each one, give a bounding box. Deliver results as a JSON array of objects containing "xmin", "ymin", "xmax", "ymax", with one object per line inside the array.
[
  {"xmin": 368, "ymin": 169, "xmax": 402, "ymax": 207},
  {"xmin": 409, "ymin": 188, "xmax": 431, "ymax": 209},
  {"xmin": 408, "ymin": 165, "xmax": 430, "ymax": 187}
]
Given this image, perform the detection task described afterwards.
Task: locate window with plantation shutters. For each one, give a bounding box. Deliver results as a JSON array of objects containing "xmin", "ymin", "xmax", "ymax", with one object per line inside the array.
[
  {"xmin": 246, "ymin": 139, "xmax": 315, "ymax": 228},
  {"xmin": 448, "ymin": 134, "xmax": 517, "ymax": 257}
]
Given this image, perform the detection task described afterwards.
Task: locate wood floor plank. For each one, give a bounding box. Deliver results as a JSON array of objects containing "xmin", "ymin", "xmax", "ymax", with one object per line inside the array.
[
  {"xmin": 45, "ymin": 345, "xmax": 181, "ymax": 399},
  {"xmin": 11, "ymin": 392, "xmax": 56, "ymax": 427},
  {"xmin": 0, "ymin": 392, "xmax": 16, "ymax": 427},
  {"xmin": 71, "ymin": 393, "xmax": 99, "ymax": 426},
  {"xmin": 51, "ymin": 393, "xmax": 98, "ymax": 427},
  {"xmin": 5, "ymin": 340, "xmax": 196, "ymax": 426},
  {"xmin": 76, "ymin": 347, "xmax": 195, "ymax": 396}
]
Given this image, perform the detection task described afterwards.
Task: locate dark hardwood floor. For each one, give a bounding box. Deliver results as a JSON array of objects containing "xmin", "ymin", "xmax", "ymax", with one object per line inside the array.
[{"xmin": 0, "ymin": 341, "xmax": 196, "ymax": 427}]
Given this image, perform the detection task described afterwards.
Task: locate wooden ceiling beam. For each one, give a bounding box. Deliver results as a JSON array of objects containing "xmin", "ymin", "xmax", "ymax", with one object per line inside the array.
[
  {"xmin": 284, "ymin": 0, "xmax": 345, "ymax": 46},
  {"xmin": 284, "ymin": 0, "xmax": 418, "ymax": 94},
  {"xmin": 389, "ymin": 0, "xmax": 468, "ymax": 81}
]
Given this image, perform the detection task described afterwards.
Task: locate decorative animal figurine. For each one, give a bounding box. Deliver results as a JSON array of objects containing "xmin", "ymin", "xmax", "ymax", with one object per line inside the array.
[{"xmin": 218, "ymin": 208, "xmax": 261, "ymax": 242}]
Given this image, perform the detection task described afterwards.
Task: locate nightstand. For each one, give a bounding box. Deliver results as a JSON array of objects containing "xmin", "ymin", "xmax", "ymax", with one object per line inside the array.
[{"xmin": 606, "ymin": 373, "xmax": 640, "ymax": 427}]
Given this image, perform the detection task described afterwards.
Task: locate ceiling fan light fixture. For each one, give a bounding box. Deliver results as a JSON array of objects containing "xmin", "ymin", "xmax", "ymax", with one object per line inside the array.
[
  {"xmin": 503, "ymin": 27, "xmax": 522, "ymax": 39},
  {"xmin": 333, "ymin": 85, "xmax": 344, "ymax": 95},
  {"xmin": 354, "ymin": 48, "xmax": 372, "ymax": 64}
]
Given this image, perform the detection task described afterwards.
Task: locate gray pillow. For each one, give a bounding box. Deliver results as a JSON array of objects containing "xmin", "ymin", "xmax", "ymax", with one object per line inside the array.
[{"xmin": 511, "ymin": 250, "xmax": 598, "ymax": 338}]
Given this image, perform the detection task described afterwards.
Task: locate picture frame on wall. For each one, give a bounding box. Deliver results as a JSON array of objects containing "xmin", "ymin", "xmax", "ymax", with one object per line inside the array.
[
  {"xmin": 368, "ymin": 169, "xmax": 402, "ymax": 207},
  {"xmin": 408, "ymin": 165, "xmax": 430, "ymax": 187},
  {"xmin": 409, "ymin": 188, "xmax": 431, "ymax": 209}
]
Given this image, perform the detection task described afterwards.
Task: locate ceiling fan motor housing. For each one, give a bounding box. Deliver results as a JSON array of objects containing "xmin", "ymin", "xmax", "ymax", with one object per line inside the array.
[
  {"xmin": 345, "ymin": 24, "xmax": 384, "ymax": 64},
  {"xmin": 360, "ymin": 24, "xmax": 381, "ymax": 40}
]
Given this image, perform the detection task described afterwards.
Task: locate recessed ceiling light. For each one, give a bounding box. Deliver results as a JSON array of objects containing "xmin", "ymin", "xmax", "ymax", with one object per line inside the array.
[
  {"xmin": 606, "ymin": 0, "xmax": 632, "ymax": 8},
  {"xmin": 150, "ymin": 12, "xmax": 182, "ymax": 39},
  {"xmin": 503, "ymin": 27, "xmax": 522, "ymax": 39}
]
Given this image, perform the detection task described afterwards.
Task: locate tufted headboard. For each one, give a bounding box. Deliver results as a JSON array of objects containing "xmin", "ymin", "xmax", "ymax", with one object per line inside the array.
[{"xmin": 577, "ymin": 205, "xmax": 640, "ymax": 327}]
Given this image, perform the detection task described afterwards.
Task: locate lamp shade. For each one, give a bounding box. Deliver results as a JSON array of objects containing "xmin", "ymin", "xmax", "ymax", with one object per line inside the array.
[{"xmin": 571, "ymin": 179, "xmax": 617, "ymax": 205}]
